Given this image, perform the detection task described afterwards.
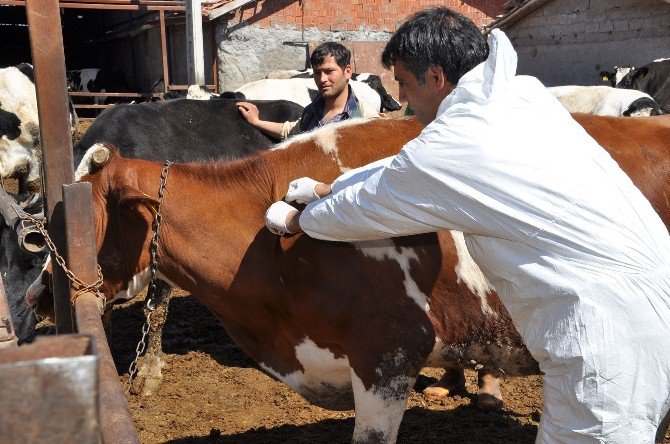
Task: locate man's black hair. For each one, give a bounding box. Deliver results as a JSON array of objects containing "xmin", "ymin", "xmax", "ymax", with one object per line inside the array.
[
  {"xmin": 381, "ymin": 7, "xmax": 488, "ymax": 85},
  {"xmin": 310, "ymin": 42, "xmax": 351, "ymax": 70}
]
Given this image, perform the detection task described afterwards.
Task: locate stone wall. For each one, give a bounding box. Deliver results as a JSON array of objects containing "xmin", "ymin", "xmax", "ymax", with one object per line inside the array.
[
  {"xmin": 502, "ymin": 0, "xmax": 670, "ymax": 86},
  {"xmin": 215, "ymin": 0, "xmax": 505, "ymax": 90}
]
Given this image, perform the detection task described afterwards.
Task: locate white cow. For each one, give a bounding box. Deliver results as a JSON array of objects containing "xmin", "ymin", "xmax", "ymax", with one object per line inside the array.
[
  {"xmin": 548, "ymin": 85, "xmax": 664, "ymax": 117},
  {"xmin": 236, "ymin": 78, "xmax": 382, "ymax": 113},
  {"xmin": 0, "ymin": 64, "xmax": 77, "ymax": 192}
]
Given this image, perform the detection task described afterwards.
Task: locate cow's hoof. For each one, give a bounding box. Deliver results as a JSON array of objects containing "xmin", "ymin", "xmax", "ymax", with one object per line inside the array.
[
  {"xmin": 477, "ymin": 393, "xmax": 503, "ymax": 411},
  {"xmin": 130, "ymin": 353, "xmax": 166, "ymax": 396},
  {"xmin": 477, "ymin": 373, "xmax": 503, "ymax": 411},
  {"xmin": 423, "ymin": 385, "xmax": 463, "ymax": 399},
  {"xmin": 423, "ymin": 367, "xmax": 467, "ymax": 400}
]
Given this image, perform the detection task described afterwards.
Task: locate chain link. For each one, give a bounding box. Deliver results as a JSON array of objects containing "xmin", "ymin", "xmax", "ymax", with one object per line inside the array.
[
  {"xmin": 126, "ymin": 160, "xmax": 173, "ymax": 393},
  {"xmin": 19, "ymin": 213, "xmax": 106, "ymax": 311}
]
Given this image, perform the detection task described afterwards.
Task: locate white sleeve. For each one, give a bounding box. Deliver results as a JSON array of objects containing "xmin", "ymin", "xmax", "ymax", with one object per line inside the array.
[{"xmin": 300, "ymin": 131, "xmax": 492, "ymax": 242}]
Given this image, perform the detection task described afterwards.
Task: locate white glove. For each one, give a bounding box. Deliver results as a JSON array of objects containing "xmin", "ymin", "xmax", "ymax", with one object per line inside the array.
[
  {"xmin": 286, "ymin": 177, "xmax": 320, "ymax": 204},
  {"xmin": 265, "ymin": 201, "xmax": 297, "ymax": 235}
]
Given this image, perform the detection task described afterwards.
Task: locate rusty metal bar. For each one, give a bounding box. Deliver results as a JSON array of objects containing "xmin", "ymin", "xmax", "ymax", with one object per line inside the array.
[
  {"xmin": 0, "ymin": 187, "xmax": 47, "ymax": 254},
  {"xmin": 168, "ymin": 83, "xmax": 216, "ymax": 90},
  {"xmin": 25, "ymin": 0, "xmax": 75, "ymax": 334},
  {"xmin": 69, "ymin": 92, "xmax": 158, "ymax": 97},
  {"xmin": 64, "ymin": 183, "xmax": 140, "ymax": 444},
  {"xmin": 1, "ymin": 1, "xmax": 185, "ymax": 10},
  {"xmin": 0, "ymin": 275, "xmax": 18, "ymax": 348},
  {"xmin": 160, "ymin": 9, "xmax": 170, "ymax": 93}
]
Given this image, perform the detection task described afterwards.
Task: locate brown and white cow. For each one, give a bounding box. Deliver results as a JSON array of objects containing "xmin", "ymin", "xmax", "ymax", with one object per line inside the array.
[{"xmin": 28, "ymin": 114, "xmax": 670, "ymax": 442}]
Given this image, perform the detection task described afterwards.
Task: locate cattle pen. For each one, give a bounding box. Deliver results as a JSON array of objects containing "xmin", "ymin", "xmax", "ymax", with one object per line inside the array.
[
  {"xmin": 0, "ymin": 0, "xmax": 140, "ymax": 441},
  {"xmin": 0, "ymin": 0, "xmax": 223, "ymax": 119}
]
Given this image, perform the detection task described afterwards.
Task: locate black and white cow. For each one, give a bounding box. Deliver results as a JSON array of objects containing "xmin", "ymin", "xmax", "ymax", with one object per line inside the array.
[
  {"xmin": 0, "ymin": 64, "xmax": 77, "ymax": 193},
  {"xmin": 0, "ymin": 190, "xmax": 45, "ymax": 344},
  {"xmin": 599, "ymin": 65, "xmax": 635, "ymax": 87},
  {"xmin": 548, "ymin": 85, "xmax": 665, "ymax": 116},
  {"xmin": 615, "ymin": 59, "xmax": 670, "ymax": 111},
  {"xmin": 265, "ymin": 69, "xmax": 402, "ymax": 112},
  {"xmin": 72, "ymin": 97, "xmax": 303, "ymax": 171},
  {"xmin": 67, "ymin": 68, "xmax": 131, "ymax": 105}
]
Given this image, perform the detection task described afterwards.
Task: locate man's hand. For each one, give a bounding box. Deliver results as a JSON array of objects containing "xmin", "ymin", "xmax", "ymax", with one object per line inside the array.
[
  {"xmin": 286, "ymin": 177, "xmax": 320, "ymax": 204},
  {"xmin": 237, "ymin": 101, "xmax": 260, "ymax": 125},
  {"xmin": 286, "ymin": 177, "xmax": 333, "ymax": 204},
  {"xmin": 265, "ymin": 201, "xmax": 302, "ymax": 235}
]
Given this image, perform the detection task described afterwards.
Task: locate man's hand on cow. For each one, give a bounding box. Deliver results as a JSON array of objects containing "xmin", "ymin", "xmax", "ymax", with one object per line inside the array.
[
  {"xmin": 265, "ymin": 201, "xmax": 303, "ymax": 235},
  {"xmin": 236, "ymin": 101, "xmax": 260, "ymax": 125},
  {"xmin": 286, "ymin": 177, "xmax": 332, "ymax": 204}
]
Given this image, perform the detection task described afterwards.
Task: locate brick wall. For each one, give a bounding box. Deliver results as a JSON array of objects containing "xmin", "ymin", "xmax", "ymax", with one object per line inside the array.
[
  {"xmin": 235, "ymin": 0, "xmax": 506, "ymax": 31},
  {"xmin": 501, "ymin": 0, "xmax": 670, "ymax": 86}
]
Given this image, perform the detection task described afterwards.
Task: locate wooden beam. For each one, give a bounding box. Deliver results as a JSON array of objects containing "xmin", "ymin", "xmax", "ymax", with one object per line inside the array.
[{"xmin": 206, "ymin": 0, "xmax": 257, "ymax": 21}]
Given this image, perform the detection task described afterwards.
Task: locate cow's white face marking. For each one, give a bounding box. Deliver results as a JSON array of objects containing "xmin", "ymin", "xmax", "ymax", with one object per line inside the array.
[
  {"xmin": 75, "ymin": 143, "xmax": 107, "ymax": 181},
  {"xmin": 108, "ymin": 267, "xmax": 179, "ymax": 305},
  {"xmin": 350, "ymin": 369, "xmax": 411, "ymax": 443},
  {"xmin": 259, "ymin": 337, "xmax": 351, "ymax": 401},
  {"xmin": 449, "ymin": 231, "xmax": 495, "ymax": 317},
  {"xmin": 354, "ymin": 239, "xmax": 429, "ymax": 311}
]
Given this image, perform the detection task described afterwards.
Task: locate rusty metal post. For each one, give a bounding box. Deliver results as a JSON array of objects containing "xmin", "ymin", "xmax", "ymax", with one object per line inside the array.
[
  {"xmin": 25, "ymin": 0, "xmax": 75, "ymax": 334},
  {"xmin": 0, "ymin": 275, "xmax": 18, "ymax": 348},
  {"xmin": 64, "ymin": 183, "xmax": 140, "ymax": 444}
]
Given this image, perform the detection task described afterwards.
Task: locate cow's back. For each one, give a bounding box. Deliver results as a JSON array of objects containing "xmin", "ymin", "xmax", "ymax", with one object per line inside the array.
[
  {"xmin": 573, "ymin": 114, "xmax": 670, "ymax": 227},
  {"xmin": 73, "ymin": 98, "xmax": 303, "ymax": 167}
]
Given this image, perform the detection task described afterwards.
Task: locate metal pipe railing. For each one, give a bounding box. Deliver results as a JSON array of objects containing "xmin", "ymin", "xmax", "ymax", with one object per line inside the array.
[{"xmin": 65, "ymin": 183, "xmax": 140, "ymax": 444}]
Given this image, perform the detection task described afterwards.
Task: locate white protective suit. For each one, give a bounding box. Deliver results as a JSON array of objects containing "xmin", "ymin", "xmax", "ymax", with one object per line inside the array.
[{"xmin": 300, "ymin": 30, "xmax": 670, "ymax": 443}]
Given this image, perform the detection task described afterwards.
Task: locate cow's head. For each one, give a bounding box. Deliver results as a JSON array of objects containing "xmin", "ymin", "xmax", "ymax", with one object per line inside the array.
[
  {"xmin": 616, "ymin": 66, "xmax": 647, "ymax": 89},
  {"xmin": 26, "ymin": 143, "xmax": 161, "ymax": 320},
  {"xmin": 353, "ymin": 73, "xmax": 402, "ymax": 112},
  {"xmin": 0, "ymin": 66, "xmax": 41, "ymax": 192},
  {"xmin": 66, "ymin": 70, "xmax": 82, "ymax": 92}
]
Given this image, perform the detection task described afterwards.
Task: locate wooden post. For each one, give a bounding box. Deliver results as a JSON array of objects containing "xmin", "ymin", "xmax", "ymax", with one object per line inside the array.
[
  {"xmin": 25, "ymin": 0, "xmax": 75, "ymax": 334},
  {"xmin": 160, "ymin": 10, "xmax": 170, "ymax": 93},
  {"xmin": 186, "ymin": 0, "xmax": 205, "ymax": 86}
]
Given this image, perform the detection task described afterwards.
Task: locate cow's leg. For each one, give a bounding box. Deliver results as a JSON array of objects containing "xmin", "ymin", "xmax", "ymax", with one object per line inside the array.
[
  {"xmin": 131, "ymin": 279, "xmax": 172, "ymax": 396},
  {"xmin": 477, "ymin": 366, "xmax": 504, "ymax": 411},
  {"xmin": 350, "ymin": 366, "xmax": 415, "ymax": 444},
  {"xmin": 422, "ymin": 363, "xmax": 466, "ymax": 399}
]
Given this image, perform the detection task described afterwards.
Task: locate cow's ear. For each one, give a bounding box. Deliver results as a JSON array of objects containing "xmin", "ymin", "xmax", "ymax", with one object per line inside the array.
[
  {"xmin": 631, "ymin": 67, "xmax": 649, "ymax": 82},
  {"xmin": 118, "ymin": 185, "xmax": 160, "ymax": 211}
]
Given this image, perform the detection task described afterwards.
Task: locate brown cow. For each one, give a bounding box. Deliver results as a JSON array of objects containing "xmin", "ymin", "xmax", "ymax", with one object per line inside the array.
[{"xmin": 28, "ymin": 115, "xmax": 670, "ymax": 442}]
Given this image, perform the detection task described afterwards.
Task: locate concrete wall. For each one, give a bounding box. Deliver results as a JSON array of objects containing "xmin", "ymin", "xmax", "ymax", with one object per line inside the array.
[
  {"xmin": 502, "ymin": 0, "xmax": 670, "ymax": 86},
  {"xmin": 216, "ymin": 25, "xmax": 393, "ymax": 90},
  {"xmin": 214, "ymin": 0, "xmax": 506, "ymax": 90}
]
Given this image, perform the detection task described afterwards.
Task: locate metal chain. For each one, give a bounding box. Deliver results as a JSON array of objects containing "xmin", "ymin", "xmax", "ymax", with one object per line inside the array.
[
  {"xmin": 126, "ymin": 160, "xmax": 173, "ymax": 392},
  {"xmin": 19, "ymin": 213, "xmax": 106, "ymax": 310}
]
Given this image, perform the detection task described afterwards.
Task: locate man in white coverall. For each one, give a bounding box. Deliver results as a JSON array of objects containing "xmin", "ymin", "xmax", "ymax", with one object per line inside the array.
[{"xmin": 265, "ymin": 7, "xmax": 670, "ymax": 444}]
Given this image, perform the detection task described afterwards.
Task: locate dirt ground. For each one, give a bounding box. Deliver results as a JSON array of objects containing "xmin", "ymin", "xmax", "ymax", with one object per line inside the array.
[
  {"xmin": 108, "ymin": 291, "xmax": 542, "ymax": 444},
  {"xmin": 23, "ymin": 118, "xmax": 670, "ymax": 444}
]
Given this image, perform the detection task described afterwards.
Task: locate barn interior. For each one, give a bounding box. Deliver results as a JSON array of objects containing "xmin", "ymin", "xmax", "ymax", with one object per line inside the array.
[{"xmin": 0, "ymin": 2, "xmax": 216, "ymax": 112}]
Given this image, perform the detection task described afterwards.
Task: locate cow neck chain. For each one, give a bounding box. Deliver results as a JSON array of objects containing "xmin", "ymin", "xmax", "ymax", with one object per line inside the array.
[
  {"xmin": 127, "ymin": 160, "xmax": 173, "ymax": 392},
  {"xmin": 18, "ymin": 212, "xmax": 106, "ymax": 313}
]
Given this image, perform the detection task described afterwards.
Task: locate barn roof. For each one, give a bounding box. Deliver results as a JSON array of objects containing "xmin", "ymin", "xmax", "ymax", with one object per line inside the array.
[{"xmin": 484, "ymin": 0, "xmax": 552, "ymax": 33}]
